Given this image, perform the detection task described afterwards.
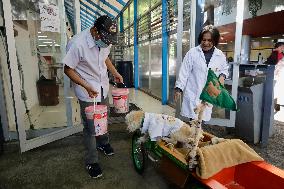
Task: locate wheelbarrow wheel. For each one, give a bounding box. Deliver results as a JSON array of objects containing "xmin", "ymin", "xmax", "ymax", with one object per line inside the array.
[{"xmin": 131, "ymin": 130, "xmax": 146, "ymax": 174}]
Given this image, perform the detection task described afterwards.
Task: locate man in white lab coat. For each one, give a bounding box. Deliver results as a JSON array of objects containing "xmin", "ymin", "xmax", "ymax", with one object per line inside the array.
[
  {"xmin": 63, "ymin": 15, "xmax": 123, "ymax": 178},
  {"xmin": 175, "ymin": 25, "xmax": 229, "ymax": 121}
]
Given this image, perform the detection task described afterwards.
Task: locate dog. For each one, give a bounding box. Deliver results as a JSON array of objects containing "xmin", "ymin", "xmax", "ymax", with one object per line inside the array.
[
  {"xmin": 125, "ymin": 111, "xmax": 196, "ymax": 149},
  {"xmin": 125, "ymin": 101, "xmax": 226, "ymax": 169}
]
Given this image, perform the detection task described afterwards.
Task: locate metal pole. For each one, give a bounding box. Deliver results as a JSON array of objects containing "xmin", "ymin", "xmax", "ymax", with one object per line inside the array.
[
  {"xmin": 60, "ymin": 0, "xmax": 73, "ymax": 127},
  {"xmin": 261, "ymin": 65, "xmax": 275, "ymax": 146},
  {"xmin": 133, "ymin": 0, "xmax": 139, "ymax": 89},
  {"xmin": 3, "ymin": 0, "xmax": 26, "ymax": 151},
  {"xmin": 230, "ymin": 0, "xmax": 245, "ymax": 128},
  {"xmin": 162, "ymin": 0, "xmax": 169, "ymax": 104},
  {"xmin": 190, "ymin": 0, "xmax": 196, "ymax": 48},
  {"xmin": 74, "ymin": 0, "xmax": 81, "ymax": 33},
  {"xmin": 176, "ymin": 0, "xmax": 183, "ymax": 79},
  {"xmin": 120, "ymin": 14, "xmax": 123, "ymax": 33},
  {"xmin": 195, "ymin": 0, "xmax": 204, "ymax": 45}
]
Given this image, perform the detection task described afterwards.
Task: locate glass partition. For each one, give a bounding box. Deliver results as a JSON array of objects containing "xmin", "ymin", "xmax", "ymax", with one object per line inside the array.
[
  {"xmin": 129, "ymin": 2, "xmax": 134, "ymax": 25},
  {"xmin": 138, "ymin": 42, "xmax": 150, "ymax": 92},
  {"xmin": 207, "ymin": 0, "xmax": 238, "ymax": 120},
  {"xmin": 149, "ymin": 38, "xmax": 162, "ymax": 98},
  {"xmin": 138, "ymin": 0, "xmax": 150, "ymax": 17},
  {"xmin": 123, "ymin": 7, "xmax": 129, "ymax": 30},
  {"xmin": 10, "ymin": 0, "xmax": 80, "ymax": 140},
  {"xmin": 241, "ymin": 1, "xmax": 284, "ymax": 123},
  {"xmin": 64, "ymin": 0, "xmax": 75, "ymax": 35},
  {"xmin": 182, "ymin": 0, "xmax": 191, "ymax": 58}
]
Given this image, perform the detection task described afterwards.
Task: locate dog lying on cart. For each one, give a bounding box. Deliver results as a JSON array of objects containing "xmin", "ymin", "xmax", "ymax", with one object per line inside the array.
[{"xmin": 125, "ymin": 103, "xmax": 284, "ymax": 189}]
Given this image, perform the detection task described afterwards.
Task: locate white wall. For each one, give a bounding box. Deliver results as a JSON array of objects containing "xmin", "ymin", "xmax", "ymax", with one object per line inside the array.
[
  {"xmin": 14, "ymin": 23, "xmax": 39, "ymax": 110},
  {"xmin": 214, "ymin": 0, "xmax": 284, "ymax": 26}
]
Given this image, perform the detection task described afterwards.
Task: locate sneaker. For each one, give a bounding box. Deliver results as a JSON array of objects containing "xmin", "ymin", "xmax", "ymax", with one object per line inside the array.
[
  {"xmin": 86, "ymin": 163, "xmax": 103, "ymax": 178},
  {"xmin": 97, "ymin": 143, "xmax": 114, "ymax": 156}
]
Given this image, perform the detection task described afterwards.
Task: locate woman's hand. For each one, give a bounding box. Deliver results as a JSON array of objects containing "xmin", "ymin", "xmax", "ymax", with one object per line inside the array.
[
  {"xmin": 206, "ymin": 82, "xmax": 221, "ymax": 98},
  {"xmin": 219, "ymin": 75, "xmax": 225, "ymax": 86},
  {"xmin": 174, "ymin": 90, "xmax": 182, "ymax": 102}
]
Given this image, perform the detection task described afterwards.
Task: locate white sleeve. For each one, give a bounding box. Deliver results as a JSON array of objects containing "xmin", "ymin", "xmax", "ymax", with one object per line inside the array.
[
  {"xmin": 175, "ymin": 50, "xmax": 193, "ymax": 91},
  {"xmin": 219, "ymin": 53, "xmax": 229, "ymax": 78},
  {"xmin": 63, "ymin": 44, "xmax": 80, "ymax": 69}
]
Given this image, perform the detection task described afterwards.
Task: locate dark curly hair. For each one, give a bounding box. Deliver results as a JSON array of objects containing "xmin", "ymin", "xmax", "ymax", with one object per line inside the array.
[
  {"xmin": 198, "ymin": 25, "xmax": 220, "ymax": 47},
  {"xmin": 275, "ymin": 42, "xmax": 284, "ymax": 49}
]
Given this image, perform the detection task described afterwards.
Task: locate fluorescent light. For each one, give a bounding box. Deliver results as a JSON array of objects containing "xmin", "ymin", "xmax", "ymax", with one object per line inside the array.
[
  {"xmin": 38, "ymin": 35, "xmax": 48, "ymax": 38},
  {"xmin": 55, "ymin": 44, "xmax": 60, "ymax": 46},
  {"xmin": 38, "ymin": 45, "xmax": 47, "ymax": 47},
  {"xmin": 219, "ymin": 42, "xmax": 228, "ymax": 45},
  {"xmin": 38, "ymin": 38, "xmax": 52, "ymax": 41},
  {"xmin": 220, "ymin": 32, "xmax": 229, "ymax": 35},
  {"xmin": 262, "ymin": 36, "xmax": 271, "ymax": 39},
  {"xmin": 38, "ymin": 31, "xmax": 42, "ymax": 34},
  {"xmin": 43, "ymin": 41, "xmax": 53, "ymax": 44}
]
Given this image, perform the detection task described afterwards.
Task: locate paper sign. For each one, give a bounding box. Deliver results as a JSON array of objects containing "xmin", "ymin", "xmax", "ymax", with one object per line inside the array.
[{"xmin": 39, "ymin": 2, "xmax": 60, "ymax": 32}]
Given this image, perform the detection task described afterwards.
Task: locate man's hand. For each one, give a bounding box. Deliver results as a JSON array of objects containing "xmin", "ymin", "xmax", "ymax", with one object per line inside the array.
[
  {"xmin": 64, "ymin": 65, "xmax": 98, "ymax": 98},
  {"xmin": 105, "ymin": 58, "xmax": 124, "ymax": 83},
  {"xmin": 113, "ymin": 72, "xmax": 124, "ymax": 83},
  {"xmin": 85, "ymin": 84, "xmax": 98, "ymax": 98}
]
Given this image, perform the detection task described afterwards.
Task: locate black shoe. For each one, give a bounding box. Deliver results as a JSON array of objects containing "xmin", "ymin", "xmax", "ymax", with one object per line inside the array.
[
  {"xmin": 86, "ymin": 163, "xmax": 103, "ymax": 178},
  {"xmin": 97, "ymin": 143, "xmax": 114, "ymax": 156}
]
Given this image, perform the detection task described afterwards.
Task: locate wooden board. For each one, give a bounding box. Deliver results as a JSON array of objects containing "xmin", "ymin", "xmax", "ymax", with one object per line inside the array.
[{"xmin": 157, "ymin": 141, "xmax": 188, "ymax": 165}]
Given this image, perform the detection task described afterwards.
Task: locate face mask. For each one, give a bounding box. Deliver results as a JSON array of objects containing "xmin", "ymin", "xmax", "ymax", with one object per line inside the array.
[{"xmin": 94, "ymin": 38, "xmax": 108, "ymax": 48}]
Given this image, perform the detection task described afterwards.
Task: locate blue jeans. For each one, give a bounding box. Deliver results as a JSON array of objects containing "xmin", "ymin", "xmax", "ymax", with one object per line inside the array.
[{"xmin": 79, "ymin": 95, "xmax": 110, "ymax": 165}]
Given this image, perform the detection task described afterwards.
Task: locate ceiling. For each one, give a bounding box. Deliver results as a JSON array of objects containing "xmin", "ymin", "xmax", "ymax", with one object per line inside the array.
[
  {"xmin": 64, "ymin": 0, "xmax": 129, "ymax": 32},
  {"xmin": 218, "ymin": 10, "xmax": 284, "ymax": 43}
]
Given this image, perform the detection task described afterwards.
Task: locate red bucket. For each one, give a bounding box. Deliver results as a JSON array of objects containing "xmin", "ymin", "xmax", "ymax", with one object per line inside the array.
[
  {"xmin": 112, "ymin": 88, "xmax": 129, "ymax": 113},
  {"xmin": 85, "ymin": 105, "xmax": 108, "ymax": 136}
]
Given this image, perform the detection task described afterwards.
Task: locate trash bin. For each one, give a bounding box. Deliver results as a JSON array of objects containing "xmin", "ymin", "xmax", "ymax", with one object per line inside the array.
[
  {"xmin": 235, "ymin": 77, "xmax": 274, "ymax": 143},
  {"xmin": 36, "ymin": 76, "xmax": 59, "ymax": 106},
  {"xmin": 115, "ymin": 61, "xmax": 133, "ymax": 88}
]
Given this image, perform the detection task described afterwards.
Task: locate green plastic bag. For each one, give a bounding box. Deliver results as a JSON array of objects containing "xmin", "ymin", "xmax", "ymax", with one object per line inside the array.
[{"xmin": 200, "ymin": 69, "xmax": 238, "ymax": 111}]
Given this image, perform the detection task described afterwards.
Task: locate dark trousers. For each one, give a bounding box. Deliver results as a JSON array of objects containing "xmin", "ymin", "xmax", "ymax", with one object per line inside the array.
[{"xmin": 79, "ymin": 88, "xmax": 110, "ymax": 165}]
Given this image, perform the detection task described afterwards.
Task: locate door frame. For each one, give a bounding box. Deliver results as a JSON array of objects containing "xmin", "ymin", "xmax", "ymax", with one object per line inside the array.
[{"xmin": 3, "ymin": 0, "xmax": 82, "ymax": 152}]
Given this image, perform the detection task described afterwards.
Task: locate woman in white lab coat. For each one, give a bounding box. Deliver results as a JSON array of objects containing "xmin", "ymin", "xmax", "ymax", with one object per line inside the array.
[{"xmin": 174, "ymin": 25, "xmax": 229, "ymax": 121}]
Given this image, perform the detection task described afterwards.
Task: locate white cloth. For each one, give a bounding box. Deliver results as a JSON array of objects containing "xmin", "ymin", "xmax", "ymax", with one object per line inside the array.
[
  {"xmin": 175, "ymin": 45, "xmax": 229, "ymax": 121},
  {"xmin": 141, "ymin": 113, "xmax": 185, "ymax": 141},
  {"xmin": 274, "ymin": 58, "xmax": 284, "ymax": 105},
  {"xmin": 63, "ymin": 28, "xmax": 111, "ymax": 102}
]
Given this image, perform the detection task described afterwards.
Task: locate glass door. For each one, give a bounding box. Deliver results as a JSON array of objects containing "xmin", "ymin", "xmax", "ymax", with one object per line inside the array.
[{"xmin": 3, "ymin": 0, "xmax": 81, "ymax": 152}]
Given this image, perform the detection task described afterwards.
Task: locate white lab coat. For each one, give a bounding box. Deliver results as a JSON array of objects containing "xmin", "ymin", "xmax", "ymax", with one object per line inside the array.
[
  {"xmin": 274, "ymin": 58, "xmax": 284, "ymax": 105},
  {"xmin": 175, "ymin": 45, "xmax": 229, "ymax": 121}
]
